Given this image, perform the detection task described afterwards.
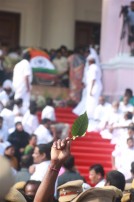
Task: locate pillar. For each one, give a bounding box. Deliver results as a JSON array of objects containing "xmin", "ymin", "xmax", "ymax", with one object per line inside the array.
[
  {"xmin": 100, "ymin": 0, "xmax": 134, "ymax": 100},
  {"xmin": 41, "ymin": 0, "xmax": 75, "ymax": 50}
]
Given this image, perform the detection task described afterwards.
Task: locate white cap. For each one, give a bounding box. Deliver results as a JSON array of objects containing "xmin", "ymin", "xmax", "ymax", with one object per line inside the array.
[{"xmin": 2, "ymin": 79, "xmax": 13, "ymax": 89}]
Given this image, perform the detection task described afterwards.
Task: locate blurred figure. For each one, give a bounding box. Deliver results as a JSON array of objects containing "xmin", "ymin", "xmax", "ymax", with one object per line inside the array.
[
  {"xmin": 4, "ymin": 143, "xmax": 18, "ymax": 171},
  {"xmin": 22, "ymin": 101, "xmax": 39, "ymax": 135},
  {"xmin": 24, "ymin": 180, "xmax": 41, "ymax": 202},
  {"xmin": 52, "ymin": 49, "xmax": 69, "ymax": 87},
  {"xmin": 30, "ymin": 143, "xmax": 52, "ymax": 181},
  {"xmin": 12, "ymin": 51, "xmax": 33, "ymax": 113},
  {"xmin": 89, "ymin": 164, "xmax": 105, "ymax": 187},
  {"xmin": 13, "ymin": 98, "xmax": 25, "ymax": 118},
  {"xmin": 0, "ymin": 100, "xmax": 15, "ymax": 132},
  {"xmin": 8, "ymin": 122, "xmax": 30, "ymax": 162},
  {"xmin": 34, "ymin": 118, "xmax": 53, "ymax": 144},
  {"xmin": 24, "ymin": 134, "xmax": 37, "ymax": 155},
  {"xmin": 41, "ymin": 97, "xmax": 70, "ymax": 140},
  {"xmin": 73, "ymin": 55, "xmax": 102, "ymax": 118},
  {"xmin": 105, "ymin": 170, "xmax": 125, "ymax": 191},
  {"xmin": 68, "ymin": 47, "xmax": 85, "ymax": 103},
  {"xmin": 57, "ymin": 155, "xmax": 85, "ymax": 187}
]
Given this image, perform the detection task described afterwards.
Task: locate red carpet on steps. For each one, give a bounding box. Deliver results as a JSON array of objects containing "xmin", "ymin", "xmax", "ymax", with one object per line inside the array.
[{"xmin": 37, "ymin": 107, "xmax": 115, "ymax": 184}]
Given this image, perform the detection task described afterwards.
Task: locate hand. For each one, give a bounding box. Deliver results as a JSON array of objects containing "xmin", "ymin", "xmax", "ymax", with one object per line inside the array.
[{"xmin": 51, "ymin": 137, "xmax": 71, "ymax": 165}]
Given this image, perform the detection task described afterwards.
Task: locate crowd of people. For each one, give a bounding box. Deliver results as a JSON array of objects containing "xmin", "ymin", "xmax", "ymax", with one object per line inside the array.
[{"xmin": 0, "ymin": 42, "xmax": 134, "ymax": 201}]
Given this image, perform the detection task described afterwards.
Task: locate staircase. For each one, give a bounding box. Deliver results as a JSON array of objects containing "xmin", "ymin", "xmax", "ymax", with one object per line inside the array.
[
  {"xmin": 55, "ymin": 107, "xmax": 115, "ymax": 184},
  {"xmin": 37, "ymin": 107, "xmax": 115, "ymax": 184}
]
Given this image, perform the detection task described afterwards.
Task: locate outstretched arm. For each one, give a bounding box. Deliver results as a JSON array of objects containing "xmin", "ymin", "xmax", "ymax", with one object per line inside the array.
[{"xmin": 34, "ymin": 138, "xmax": 71, "ymax": 202}]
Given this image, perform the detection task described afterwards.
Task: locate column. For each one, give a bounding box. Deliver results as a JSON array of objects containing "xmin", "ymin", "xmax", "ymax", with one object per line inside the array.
[
  {"xmin": 100, "ymin": 0, "xmax": 134, "ymax": 99},
  {"xmin": 41, "ymin": 0, "xmax": 75, "ymax": 50}
]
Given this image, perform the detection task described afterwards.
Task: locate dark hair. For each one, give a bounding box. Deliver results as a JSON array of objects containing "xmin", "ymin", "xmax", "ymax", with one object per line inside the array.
[
  {"xmin": 24, "ymin": 180, "xmax": 41, "ymax": 189},
  {"xmin": 20, "ymin": 155, "xmax": 33, "ymax": 168},
  {"xmin": 41, "ymin": 118, "xmax": 51, "ymax": 125},
  {"xmin": 29, "ymin": 101, "xmax": 37, "ymax": 114},
  {"xmin": 24, "ymin": 180, "xmax": 41, "ymax": 201},
  {"xmin": 45, "ymin": 97, "xmax": 54, "ymax": 106},
  {"xmin": 89, "ymin": 164, "xmax": 105, "ymax": 177},
  {"xmin": 23, "ymin": 52, "xmax": 31, "ymax": 61},
  {"xmin": 36, "ymin": 142, "xmax": 52, "ymax": 160},
  {"xmin": 29, "ymin": 134, "xmax": 37, "ymax": 141},
  {"xmin": 125, "ymin": 88, "xmax": 133, "ymax": 97},
  {"xmin": 125, "ymin": 112, "xmax": 133, "ymax": 120},
  {"xmin": 14, "ymin": 98, "xmax": 23, "ymax": 105},
  {"xmin": 63, "ymin": 155, "xmax": 75, "ymax": 170},
  {"xmin": 127, "ymin": 137, "xmax": 134, "ymax": 142},
  {"xmin": 106, "ymin": 170, "xmax": 125, "ymax": 191}
]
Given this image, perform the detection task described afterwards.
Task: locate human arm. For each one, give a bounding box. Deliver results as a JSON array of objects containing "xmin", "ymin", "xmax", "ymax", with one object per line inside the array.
[{"xmin": 34, "ymin": 137, "xmax": 71, "ymax": 202}]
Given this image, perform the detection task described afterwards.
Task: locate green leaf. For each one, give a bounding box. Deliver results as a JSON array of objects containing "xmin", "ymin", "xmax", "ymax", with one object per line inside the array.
[{"xmin": 71, "ymin": 112, "xmax": 88, "ymax": 140}]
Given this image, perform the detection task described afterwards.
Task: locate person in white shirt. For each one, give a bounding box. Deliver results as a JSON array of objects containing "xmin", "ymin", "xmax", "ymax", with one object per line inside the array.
[
  {"xmin": 112, "ymin": 137, "xmax": 134, "ymax": 180},
  {"xmin": 119, "ymin": 95, "xmax": 133, "ymax": 114},
  {"xmin": 41, "ymin": 98, "xmax": 69, "ymax": 139},
  {"xmin": 13, "ymin": 98, "xmax": 25, "ymax": 118},
  {"xmin": 89, "ymin": 164, "xmax": 106, "ymax": 187},
  {"xmin": 34, "ymin": 118, "xmax": 53, "ymax": 145},
  {"xmin": 22, "ymin": 101, "xmax": 39, "ymax": 135},
  {"xmin": 0, "ymin": 101, "xmax": 15, "ymax": 133},
  {"xmin": 30, "ymin": 143, "xmax": 52, "ymax": 181},
  {"xmin": 12, "ymin": 52, "xmax": 32, "ymax": 113},
  {"xmin": 88, "ymin": 95, "xmax": 111, "ymax": 132}
]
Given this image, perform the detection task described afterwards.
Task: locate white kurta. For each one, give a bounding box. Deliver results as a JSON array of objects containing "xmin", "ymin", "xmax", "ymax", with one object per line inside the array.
[
  {"xmin": 73, "ymin": 62, "xmax": 102, "ymax": 117},
  {"xmin": 12, "ymin": 59, "xmax": 32, "ymax": 112}
]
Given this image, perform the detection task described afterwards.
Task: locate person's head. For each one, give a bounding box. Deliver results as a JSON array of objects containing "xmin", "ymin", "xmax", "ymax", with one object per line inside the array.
[
  {"xmin": 22, "ymin": 51, "xmax": 31, "ymax": 61},
  {"xmin": 45, "ymin": 97, "xmax": 54, "ymax": 107},
  {"xmin": 56, "ymin": 49, "xmax": 62, "ymax": 59},
  {"xmin": 4, "ymin": 145, "xmax": 15, "ymax": 157},
  {"xmin": 2, "ymin": 79, "xmax": 13, "ymax": 95},
  {"xmin": 5, "ymin": 100, "xmax": 14, "ymax": 111},
  {"xmin": 14, "ymin": 98, "xmax": 23, "ymax": 107},
  {"xmin": 29, "ymin": 135, "xmax": 37, "ymax": 147},
  {"xmin": 112, "ymin": 101, "xmax": 119, "ymax": 112},
  {"xmin": 41, "ymin": 118, "xmax": 52, "ymax": 129},
  {"xmin": 24, "ymin": 180, "xmax": 41, "ymax": 202},
  {"xmin": 0, "ymin": 116, "xmax": 3, "ymax": 129},
  {"xmin": 123, "ymin": 95, "xmax": 129, "ymax": 105},
  {"xmin": 105, "ymin": 170, "xmax": 125, "ymax": 191},
  {"xmin": 89, "ymin": 164, "xmax": 105, "ymax": 185},
  {"xmin": 127, "ymin": 137, "xmax": 134, "ymax": 148},
  {"xmin": 124, "ymin": 111, "xmax": 133, "ymax": 120},
  {"xmin": 88, "ymin": 55, "xmax": 96, "ymax": 65},
  {"xmin": 32, "ymin": 143, "xmax": 52, "ymax": 164},
  {"xmin": 98, "ymin": 96, "xmax": 106, "ymax": 105},
  {"xmin": 20, "ymin": 155, "xmax": 33, "ymax": 169},
  {"xmin": 63, "ymin": 155, "xmax": 75, "ymax": 171},
  {"xmin": 128, "ymin": 123, "xmax": 134, "ymax": 137},
  {"xmin": 124, "ymin": 88, "xmax": 133, "ymax": 99},
  {"xmin": 15, "ymin": 122, "xmax": 23, "ymax": 132}
]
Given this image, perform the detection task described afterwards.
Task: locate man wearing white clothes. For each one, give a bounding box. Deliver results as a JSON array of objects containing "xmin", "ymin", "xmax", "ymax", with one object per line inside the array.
[
  {"xmin": 34, "ymin": 118, "xmax": 53, "ymax": 144},
  {"xmin": 41, "ymin": 98, "xmax": 69, "ymax": 139},
  {"xmin": 12, "ymin": 52, "xmax": 32, "ymax": 113}
]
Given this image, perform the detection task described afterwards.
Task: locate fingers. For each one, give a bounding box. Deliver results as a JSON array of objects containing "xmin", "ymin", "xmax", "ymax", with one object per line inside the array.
[{"xmin": 52, "ymin": 138, "xmax": 71, "ymax": 150}]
